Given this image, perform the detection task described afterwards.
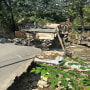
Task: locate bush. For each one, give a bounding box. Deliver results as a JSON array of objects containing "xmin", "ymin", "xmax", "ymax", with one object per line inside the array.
[
  {"xmin": 74, "ymin": 17, "xmax": 90, "ymax": 26},
  {"xmin": 31, "ymin": 57, "xmax": 90, "ymax": 90}
]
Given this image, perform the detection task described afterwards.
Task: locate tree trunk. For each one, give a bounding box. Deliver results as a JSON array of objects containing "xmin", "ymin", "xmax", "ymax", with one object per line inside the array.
[
  {"xmin": 3, "ymin": 0, "xmax": 16, "ymax": 33},
  {"xmin": 11, "ymin": 9, "xmax": 16, "ymax": 32},
  {"xmin": 9, "ymin": 0, "xmax": 16, "ymax": 32},
  {"xmin": 79, "ymin": 7, "xmax": 85, "ymax": 35},
  {"xmin": 80, "ymin": 15, "xmax": 84, "ymax": 35}
]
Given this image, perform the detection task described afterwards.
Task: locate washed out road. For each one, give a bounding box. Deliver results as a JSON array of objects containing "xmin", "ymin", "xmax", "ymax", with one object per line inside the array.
[{"xmin": 0, "ymin": 43, "xmax": 41, "ymax": 90}]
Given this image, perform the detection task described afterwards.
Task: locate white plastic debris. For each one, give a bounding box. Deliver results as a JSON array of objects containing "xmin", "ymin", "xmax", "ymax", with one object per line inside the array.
[
  {"xmin": 34, "ymin": 56, "xmax": 64, "ymax": 65},
  {"xmin": 65, "ymin": 62, "xmax": 90, "ymax": 71},
  {"xmin": 71, "ymin": 65, "xmax": 81, "ymax": 69},
  {"xmin": 59, "ymin": 56, "xmax": 63, "ymax": 61},
  {"xmin": 65, "ymin": 62, "xmax": 81, "ymax": 69},
  {"xmin": 84, "ymin": 69, "xmax": 90, "ymax": 71}
]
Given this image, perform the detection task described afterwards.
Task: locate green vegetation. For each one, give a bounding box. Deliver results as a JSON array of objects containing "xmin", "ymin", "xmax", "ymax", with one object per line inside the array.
[
  {"xmin": 74, "ymin": 17, "xmax": 90, "ymax": 26},
  {"xmin": 0, "ymin": 0, "xmax": 90, "ymax": 32},
  {"xmin": 31, "ymin": 57, "xmax": 90, "ymax": 90}
]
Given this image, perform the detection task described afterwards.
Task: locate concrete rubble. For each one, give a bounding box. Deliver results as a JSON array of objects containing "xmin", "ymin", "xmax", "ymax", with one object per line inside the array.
[
  {"xmin": 1, "ymin": 24, "xmax": 90, "ymax": 50},
  {"xmin": 37, "ymin": 80, "xmax": 49, "ymax": 88},
  {"xmin": 7, "ymin": 48, "xmax": 90, "ymax": 90},
  {"xmin": 0, "ymin": 24, "xmax": 90, "ymax": 90},
  {"xmin": 59, "ymin": 25, "xmax": 90, "ymax": 47}
]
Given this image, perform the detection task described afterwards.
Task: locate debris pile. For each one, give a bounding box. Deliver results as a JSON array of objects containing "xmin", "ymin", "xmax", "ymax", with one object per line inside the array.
[
  {"xmin": 34, "ymin": 50, "xmax": 90, "ymax": 71},
  {"xmin": 11, "ymin": 38, "xmax": 52, "ymax": 49},
  {"xmin": 7, "ymin": 50, "xmax": 90, "ymax": 90},
  {"xmin": 59, "ymin": 25, "xmax": 90, "ymax": 47}
]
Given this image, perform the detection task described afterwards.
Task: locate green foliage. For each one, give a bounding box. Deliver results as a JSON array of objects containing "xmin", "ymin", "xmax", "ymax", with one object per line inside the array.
[
  {"xmin": 74, "ymin": 17, "xmax": 90, "ymax": 26},
  {"xmin": 67, "ymin": 58, "xmax": 72, "ymax": 61},
  {"xmin": 73, "ymin": 59, "xmax": 78, "ymax": 62},
  {"xmin": 31, "ymin": 64, "xmax": 59, "ymax": 90},
  {"xmin": 1, "ymin": 0, "xmax": 89, "ymax": 32},
  {"xmin": 74, "ymin": 17, "xmax": 81, "ymax": 25},
  {"xmin": 80, "ymin": 79, "xmax": 90, "ymax": 86},
  {"xmin": 61, "ymin": 65, "xmax": 68, "ymax": 69},
  {"xmin": 68, "ymin": 63, "xmax": 73, "ymax": 66},
  {"xmin": 62, "ymin": 59, "xmax": 67, "ymax": 63},
  {"xmin": 51, "ymin": 78, "xmax": 58, "ymax": 90},
  {"xmin": 85, "ymin": 87, "xmax": 90, "ymax": 90},
  {"xmin": 80, "ymin": 67, "xmax": 86, "ymax": 70},
  {"xmin": 71, "ymin": 80, "xmax": 79, "ymax": 90},
  {"xmin": 72, "ymin": 25, "xmax": 78, "ymax": 34},
  {"xmin": 61, "ymin": 79, "xmax": 68, "ymax": 88},
  {"xmin": 87, "ymin": 70, "xmax": 90, "ymax": 75},
  {"xmin": 31, "ymin": 57, "xmax": 90, "ymax": 90}
]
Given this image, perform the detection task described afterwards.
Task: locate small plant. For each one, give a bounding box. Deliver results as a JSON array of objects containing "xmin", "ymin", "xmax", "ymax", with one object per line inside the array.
[
  {"xmin": 72, "ymin": 26, "xmax": 78, "ymax": 34},
  {"xmin": 31, "ymin": 57, "xmax": 90, "ymax": 90}
]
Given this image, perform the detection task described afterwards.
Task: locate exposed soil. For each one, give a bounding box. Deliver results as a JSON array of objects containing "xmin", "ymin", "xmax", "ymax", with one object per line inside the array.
[
  {"xmin": 66, "ymin": 45, "xmax": 90, "ymax": 60},
  {"xmin": 7, "ymin": 60, "xmax": 90, "ymax": 90},
  {"xmin": 7, "ymin": 45, "xmax": 90, "ymax": 90},
  {"xmin": 7, "ymin": 62, "xmax": 41, "ymax": 90},
  {"xmin": 7, "ymin": 62, "xmax": 52, "ymax": 90}
]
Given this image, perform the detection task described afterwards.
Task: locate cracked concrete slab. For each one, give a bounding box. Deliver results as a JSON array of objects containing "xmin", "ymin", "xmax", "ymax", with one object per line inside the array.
[{"xmin": 0, "ymin": 43, "xmax": 41, "ymax": 90}]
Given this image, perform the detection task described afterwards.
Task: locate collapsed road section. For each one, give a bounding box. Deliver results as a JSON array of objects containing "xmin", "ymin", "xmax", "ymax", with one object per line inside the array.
[
  {"xmin": 7, "ymin": 50, "xmax": 90, "ymax": 90},
  {"xmin": 14, "ymin": 27, "xmax": 57, "ymax": 49},
  {"xmin": 0, "ymin": 43, "xmax": 41, "ymax": 90},
  {"xmin": 0, "ymin": 24, "xmax": 90, "ymax": 90},
  {"xmin": 0, "ymin": 24, "xmax": 90, "ymax": 49},
  {"xmin": 14, "ymin": 25, "xmax": 90, "ymax": 50}
]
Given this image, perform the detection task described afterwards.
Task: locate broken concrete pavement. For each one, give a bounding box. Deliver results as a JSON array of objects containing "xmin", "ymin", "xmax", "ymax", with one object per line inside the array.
[{"xmin": 0, "ymin": 43, "xmax": 41, "ymax": 90}]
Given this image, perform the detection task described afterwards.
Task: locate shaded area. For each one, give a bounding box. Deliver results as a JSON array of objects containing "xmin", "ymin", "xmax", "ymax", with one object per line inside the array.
[{"xmin": 7, "ymin": 62, "xmax": 41, "ymax": 90}]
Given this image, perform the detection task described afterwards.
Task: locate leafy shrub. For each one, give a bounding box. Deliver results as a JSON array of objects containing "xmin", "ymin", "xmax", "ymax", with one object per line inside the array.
[{"xmin": 31, "ymin": 57, "xmax": 90, "ymax": 90}]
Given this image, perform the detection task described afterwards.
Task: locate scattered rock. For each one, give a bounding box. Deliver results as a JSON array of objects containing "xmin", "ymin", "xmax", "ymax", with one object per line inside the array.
[
  {"xmin": 0, "ymin": 38, "xmax": 6, "ymax": 43},
  {"xmin": 41, "ymin": 76, "xmax": 48, "ymax": 82},
  {"xmin": 68, "ymin": 82, "xmax": 73, "ymax": 89},
  {"xmin": 13, "ymin": 38, "xmax": 20, "ymax": 44},
  {"xmin": 37, "ymin": 80, "xmax": 49, "ymax": 88},
  {"xmin": 55, "ymin": 87, "xmax": 61, "ymax": 90},
  {"xmin": 21, "ymin": 39, "xmax": 27, "ymax": 46},
  {"xmin": 66, "ymin": 78, "xmax": 70, "ymax": 81},
  {"xmin": 43, "ymin": 51, "xmax": 64, "ymax": 59},
  {"xmin": 32, "ymin": 89, "xmax": 38, "ymax": 90},
  {"xmin": 64, "ymin": 50, "xmax": 72, "ymax": 57},
  {"xmin": 37, "ymin": 80, "xmax": 46, "ymax": 85},
  {"xmin": 35, "ymin": 55, "xmax": 44, "ymax": 59},
  {"xmin": 38, "ymin": 85, "xmax": 43, "ymax": 88},
  {"xmin": 7, "ymin": 39, "xmax": 11, "ymax": 42}
]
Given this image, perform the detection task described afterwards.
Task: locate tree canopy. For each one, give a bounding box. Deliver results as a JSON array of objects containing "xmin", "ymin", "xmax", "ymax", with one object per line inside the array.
[{"xmin": 0, "ymin": 0, "xmax": 90, "ymax": 32}]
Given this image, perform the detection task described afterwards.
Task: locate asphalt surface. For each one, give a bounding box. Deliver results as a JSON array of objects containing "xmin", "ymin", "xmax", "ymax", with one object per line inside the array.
[{"xmin": 0, "ymin": 43, "xmax": 41, "ymax": 90}]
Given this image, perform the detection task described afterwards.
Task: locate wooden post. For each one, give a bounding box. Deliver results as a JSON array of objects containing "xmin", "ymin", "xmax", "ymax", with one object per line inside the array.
[{"xmin": 56, "ymin": 29, "xmax": 65, "ymax": 51}]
